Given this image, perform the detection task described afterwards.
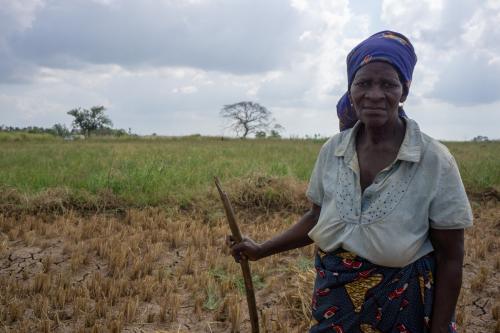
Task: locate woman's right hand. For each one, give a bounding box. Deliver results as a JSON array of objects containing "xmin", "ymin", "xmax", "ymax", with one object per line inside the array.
[
  {"xmin": 226, "ymin": 235, "xmax": 264, "ymax": 263},
  {"xmin": 224, "ymin": 204, "xmax": 320, "ymax": 264}
]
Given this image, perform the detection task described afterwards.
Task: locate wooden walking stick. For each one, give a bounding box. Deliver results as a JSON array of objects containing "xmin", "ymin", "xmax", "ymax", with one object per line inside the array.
[{"xmin": 214, "ymin": 177, "xmax": 259, "ymax": 333}]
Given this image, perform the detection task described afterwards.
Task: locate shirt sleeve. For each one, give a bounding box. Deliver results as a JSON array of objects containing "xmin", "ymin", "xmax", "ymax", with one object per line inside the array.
[
  {"xmin": 306, "ymin": 144, "xmax": 326, "ymax": 206},
  {"xmin": 429, "ymin": 156, "xmax": 473, "ymax": 229}
]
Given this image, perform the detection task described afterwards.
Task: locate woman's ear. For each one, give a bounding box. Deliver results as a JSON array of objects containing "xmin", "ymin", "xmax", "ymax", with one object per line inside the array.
[{"xmin": 400, "ymin": 83, "xmax": 409, "ymax": 103}]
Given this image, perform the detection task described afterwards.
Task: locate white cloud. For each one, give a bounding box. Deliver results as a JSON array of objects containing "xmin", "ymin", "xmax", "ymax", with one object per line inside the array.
[
  {"xmin": 381, "ymin": 0, "xmax": 444, "ymax": 37},
  {"xmin": 0, "ymin": 0, "xmax": 45, "ymax": 33},
  {"xmin": 0, "ymin": 0, "xmax": 499, "ymax": 139},
  {"xmin": 172, "ymin": 86, "xmax": 198, "ymax": 94},
  {"xmin": 0, "ymin": 0, "xmax": 45, "ymax": 82},
  {"xmin": 461, "ymin": 2, "xmax": 500, "ymax": 56},
  {"xmin": 7, "ymin": 0, "xmax": 302, "ymax": 76},
  {"xmin": 381, "ymin": 0, "xmax": 500, "ymax": 106},
  {"xmin": 90, "ymin": 0, "xmax": 117, "ymax": 5},
  {"xmin": 409, "ymin": 98, "xmax": 500, "ymax": 141},
  {"xmin": 0, "ymin": 93, "xmax": 72, "ymax": 126}
]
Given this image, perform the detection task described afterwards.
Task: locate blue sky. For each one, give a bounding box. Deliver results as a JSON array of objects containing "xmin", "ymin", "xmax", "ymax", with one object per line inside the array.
[{"xmin": 0, "ymin": 0, "xmax": 499, "ymax": 140}]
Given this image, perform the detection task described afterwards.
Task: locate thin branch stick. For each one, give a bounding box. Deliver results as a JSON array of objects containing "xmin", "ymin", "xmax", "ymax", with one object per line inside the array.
[{"xmin": 214, "ymin": 177, "xmax": 259, "ymax": 333}]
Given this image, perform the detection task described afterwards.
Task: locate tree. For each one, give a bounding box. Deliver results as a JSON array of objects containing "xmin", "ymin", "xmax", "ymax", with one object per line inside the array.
[
  {"xmin": 269, "ymin": 123, "xmax": 284, "ymax": 139},
  {"xmin": 67, "ymin": 106, "xmax": 113, "ymax": 137},
  {"xmin": 52, "ymin": 123, "xmax": 70, "ymax": 137},
  {"xmin": 472, "ymin": 135, "xmax": 489, "ymax": 142},
  {"xmin": 220, "ymin": 101, "xmax": 281, "ymax": 138},
  {"xmin": 255, "ymin": 131, "xmax": 267, "ymax": 138}
]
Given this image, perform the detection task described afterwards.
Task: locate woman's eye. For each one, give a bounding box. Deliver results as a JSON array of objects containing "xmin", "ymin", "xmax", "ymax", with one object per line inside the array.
[
  {"xmin": 355, "ymin": 81, "xmax": 369, "ymax": 87},
  {"xmin": 383, "ymin": 82, "xmax": 399, "ymax": 89}
]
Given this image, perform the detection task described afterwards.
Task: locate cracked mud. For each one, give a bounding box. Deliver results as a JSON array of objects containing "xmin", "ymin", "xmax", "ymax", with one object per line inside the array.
[{"xmin": 0, "ymin": 201, "xmax": 498, "ymax": 332}]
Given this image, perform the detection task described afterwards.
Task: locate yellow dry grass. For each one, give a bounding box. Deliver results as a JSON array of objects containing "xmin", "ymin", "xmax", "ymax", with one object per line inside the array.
[{"xmin": 0, "ymin": 189, "xmax": 498, "ymax": 332}]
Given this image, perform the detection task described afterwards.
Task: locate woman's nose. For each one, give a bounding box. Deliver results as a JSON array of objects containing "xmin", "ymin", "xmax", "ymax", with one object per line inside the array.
[{"xmin": 365, "ymin": 85, "xmax": 385, "ymax": 100}]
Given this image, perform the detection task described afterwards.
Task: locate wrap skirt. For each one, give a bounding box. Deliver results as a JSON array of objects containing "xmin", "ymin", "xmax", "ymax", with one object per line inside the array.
[{"xmin": 310, "ymin": 249, "xmax": 458, "ymax": 333}]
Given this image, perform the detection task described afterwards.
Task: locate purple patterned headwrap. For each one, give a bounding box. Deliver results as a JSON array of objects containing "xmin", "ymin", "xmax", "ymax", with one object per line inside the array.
[{"xmin": 337, "ymin": 31, "xmax": 417, "ymax": 131}]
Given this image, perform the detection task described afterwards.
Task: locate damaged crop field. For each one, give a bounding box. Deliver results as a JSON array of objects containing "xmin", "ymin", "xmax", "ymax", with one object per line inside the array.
[{"xmin": 0, "ymin": 136, "xmax": 498, "ymax": 332}]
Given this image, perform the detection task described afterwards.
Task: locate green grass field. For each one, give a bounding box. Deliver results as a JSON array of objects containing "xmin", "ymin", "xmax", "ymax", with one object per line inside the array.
[
  {"xmin": 0, "ymin": 134, "xmax": 498, "ymax": 208},
  {"xmin": 0, "ymin": 133, "xmax": 498, "ymax": 332}
]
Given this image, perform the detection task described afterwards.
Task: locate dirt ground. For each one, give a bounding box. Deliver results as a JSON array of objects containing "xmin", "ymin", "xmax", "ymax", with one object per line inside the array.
[{"xmin": 0, "ymin": 200, "xmax": 498, "ymax": 332}]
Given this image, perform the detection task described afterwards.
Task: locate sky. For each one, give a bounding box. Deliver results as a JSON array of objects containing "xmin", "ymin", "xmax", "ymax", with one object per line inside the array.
[{"xmin": 0, "ymin": 0, "xmax": 499, "ymax": 140}]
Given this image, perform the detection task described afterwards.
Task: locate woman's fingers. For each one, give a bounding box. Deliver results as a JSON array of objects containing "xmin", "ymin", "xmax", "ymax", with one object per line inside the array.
[
  {"xmin": 225, "ymin": 235, "xmax": 259, "ymax": 262},
  {"xmin": 226, "ymin": 235, "xmax": 244, "ymax": 246},
  {"xmin": 225, "ymin": 235, "xmax": 234, "ymax": 247},
  {"xmin": 225, "ymin": 235, "xmax": 250, "ymax": 263}
]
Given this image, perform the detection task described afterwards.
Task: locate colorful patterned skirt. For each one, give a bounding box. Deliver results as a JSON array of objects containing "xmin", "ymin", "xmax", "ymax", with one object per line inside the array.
[{"xmin": 310, "ymin": 249, "xmax": 457, "ymax": 333}]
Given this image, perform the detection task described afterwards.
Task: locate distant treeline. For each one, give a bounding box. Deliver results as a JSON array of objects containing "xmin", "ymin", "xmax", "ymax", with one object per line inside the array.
[{"xmin": 0, "ymin": 124, "xmax": 133, "ymax": 138}]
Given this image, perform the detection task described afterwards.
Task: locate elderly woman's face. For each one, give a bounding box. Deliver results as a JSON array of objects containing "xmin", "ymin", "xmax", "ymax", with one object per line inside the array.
[{"xmin": 350, "ymin": 61, "xmax": 406, "ymax": 128}]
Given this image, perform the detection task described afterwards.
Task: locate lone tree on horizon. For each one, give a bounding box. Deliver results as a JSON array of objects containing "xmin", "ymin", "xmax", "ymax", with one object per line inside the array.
[
  {"xmin": 67, "ymin": 106, "xmax": 113, "ymax": 137},
  {"xmin": 221, "ymin": 101, "xmax": 281, "ymax": 138}
]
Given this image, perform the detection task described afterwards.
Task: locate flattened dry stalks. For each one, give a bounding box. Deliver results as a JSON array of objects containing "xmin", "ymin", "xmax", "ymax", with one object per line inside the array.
[{"xmin": 0, "ymin": 199, "xmax": 497, "ymax": 332}]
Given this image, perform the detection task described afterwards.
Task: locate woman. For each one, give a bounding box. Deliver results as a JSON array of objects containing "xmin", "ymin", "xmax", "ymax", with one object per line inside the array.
[{"xmin": 228, "ymin": 31, "xmax": 472, "ymax": 333}]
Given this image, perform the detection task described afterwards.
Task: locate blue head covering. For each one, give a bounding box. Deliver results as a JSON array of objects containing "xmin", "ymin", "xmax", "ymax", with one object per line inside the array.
[{"xmin": 337, "ymin": 31, "xmax": 417, "ymax": 131}]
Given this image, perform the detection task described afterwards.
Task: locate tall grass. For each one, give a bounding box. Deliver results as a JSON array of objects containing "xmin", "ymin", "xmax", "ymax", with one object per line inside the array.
[
  {"xmin": 0, "ymin": 137, "xmax": 498, "ymax": 207},
  {"xmin": 445, "ymin": 141, "xmax": 500, "ymax": 193},
  {"xmin": 0, "ymin": 132, "xmax": 58, "ymax": 142},
  {"xmin": 0, "ymin": 137, "xmax": 320, "ymax": 206}
]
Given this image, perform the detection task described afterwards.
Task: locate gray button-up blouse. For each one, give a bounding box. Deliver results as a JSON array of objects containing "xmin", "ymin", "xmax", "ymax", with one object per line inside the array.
[{"xmin": 306, "ymin": 117, "xmax": 473, "ymax": 267}]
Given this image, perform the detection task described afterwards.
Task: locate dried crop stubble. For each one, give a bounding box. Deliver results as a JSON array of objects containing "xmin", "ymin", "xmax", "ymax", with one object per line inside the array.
[
  {"xmin": 0, "ymin": 200, "xmax": 319, "ymax": 332},
  {"xmin": 0, "ymin": 199, "xmax": 497, "ymax": 332}
]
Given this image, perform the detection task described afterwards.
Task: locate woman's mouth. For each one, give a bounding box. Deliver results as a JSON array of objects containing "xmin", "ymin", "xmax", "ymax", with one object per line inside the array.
[{"xmin": 362, "ymin": 107, "xmax": 386, "ymax": 113}]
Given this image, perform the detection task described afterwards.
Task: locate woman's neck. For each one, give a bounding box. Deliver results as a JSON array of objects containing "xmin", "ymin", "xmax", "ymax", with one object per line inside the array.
[{"xmin": 358, "ymin": 117, "xmax": 406, "ymax": 147}]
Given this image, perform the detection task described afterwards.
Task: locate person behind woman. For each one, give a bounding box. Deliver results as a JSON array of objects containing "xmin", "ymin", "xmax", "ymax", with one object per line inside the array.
[{"xmin": 228, "ymin": 31, "xmax": 473, "ymax": 333}]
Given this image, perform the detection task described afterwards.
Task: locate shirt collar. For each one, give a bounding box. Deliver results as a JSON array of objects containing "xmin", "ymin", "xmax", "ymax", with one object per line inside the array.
[{"xmin": 334, "ymin": 117, "xmax": 422, "ymax": 163}]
